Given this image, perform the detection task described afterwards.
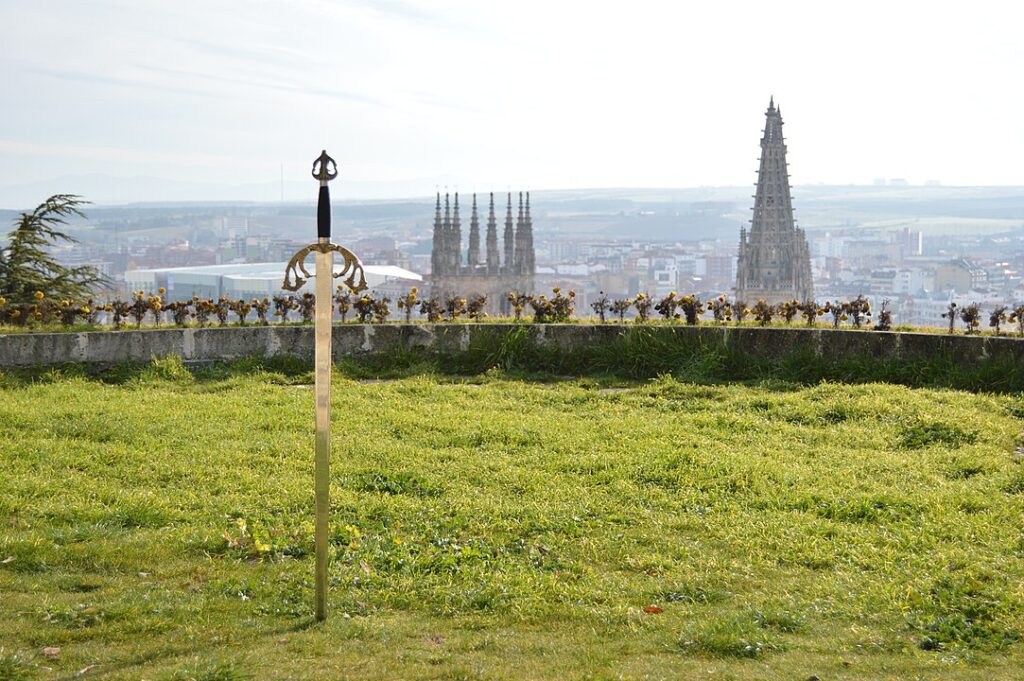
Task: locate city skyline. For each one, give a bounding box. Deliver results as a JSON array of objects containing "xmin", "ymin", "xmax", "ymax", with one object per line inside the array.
[{"xmin": 3, "ymin": 0, "xmax": 1024, "ymax": 205}]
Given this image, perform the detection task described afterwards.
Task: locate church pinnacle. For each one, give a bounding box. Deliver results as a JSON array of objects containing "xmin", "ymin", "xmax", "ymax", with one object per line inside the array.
[
  {"xmin": 468, "ymin": 194, "xmax": 480, "ymax": 268},
  {"xmin": 735, "ymin": 98, "xmax": 813, "ymax": 304}
]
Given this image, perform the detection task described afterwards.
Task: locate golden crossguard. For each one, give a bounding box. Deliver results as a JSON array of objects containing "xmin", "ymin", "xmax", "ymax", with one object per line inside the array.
[{"xmin": 282, "ymin": 242, "xmax": 367, "ymax": 293}]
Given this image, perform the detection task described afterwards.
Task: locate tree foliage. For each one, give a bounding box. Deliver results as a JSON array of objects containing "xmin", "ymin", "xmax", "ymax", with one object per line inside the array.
[{"xmin": 0, "ymin": 194, "xmax": 105, "ymax": 303}]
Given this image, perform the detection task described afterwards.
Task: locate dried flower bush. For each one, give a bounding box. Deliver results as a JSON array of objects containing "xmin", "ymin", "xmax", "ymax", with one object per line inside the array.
[
  {"xmin": 372, "ymin": 295, "xmax": 391, "ymax": 323},
  {"xmin": 591, "ymin": 291, "xmax": 609, "ymax": 323},
  {"xmin": 419, "ymin": 296, "xmax": 443, "ymax": 322},
  {"xmin": 778, "ymin": 299, "xmax": 799, "ymax": 325},
  {"xmin": 253, "ymin": 297, "xmax": 270, "ymax": 325},
  {"xmin": 847, "ymin": 295, "xmax": 870, "ymax": 329},
  {"xmin": 168, "ymin": 299, "xmax": 192, "ymax": 327},
  {"xmin": 709, "ymin": 295, "xmax": 732, "ymax": 324},
  {"xmin": 353, "ymin": 294, "xmax": 375, "ymax": 323},
  {"xmin": 874, "ymin": 299, "xmax": 893, "ymax": 331},
  {"xmin": 752, "ymin": 299, "xmax": 774, "ymax": 326},
  {"xmin": 396, "ymin": 287, "xmax": 419, "ymax": 322},
  {"xmin": 445, "ymin": 296, "xmax": 467, "ymax": 321},
  {"xmin": 215, "ymin": 296, "xmax": 231, "ymax": 326},
  {"xmin": 609, "ymin": 297, "xmax": 631, "ymax": 322},
  {"xmin": 466, "ymin": 295, "xmax": 488, "ymax": 320},
  {"xmin": 297, "ymin": 293, "xmax": 316, "ymax": 324},
  {"xmin": 959, "ymin": 302, "xmax": 981, "ymax": 334},
  {"xmin": 679, "ymin": 294, "xmax": 702, "ymax": 325},
  {"xmin": 989, "ymin": 305, "xmax": 1008, "ymax": 335},
  {"xmin": 507, "ymin": 292, "xmax": 531, "ymax": 322},
  {"xmin": 273, "ymin": 294, "xmax": 296, "ymax": 323},
  {"xmin": 733, "ymin": 301, "xmax": 750, "ymax": 325},
  {"xmin": 193, "ymin": 298, "xmax": 214, "ymax": 327},
  {"xmin": 654, "ymin": 292, "xmax": 680, "ymax": 321},
  {"xmin": 1010, "ymin": 305, "xmax": 1024, "ymax": 337},
  {"xmin": 633, "ymin": 293, "xmax": 652, "ymax": 323},
  {"xmin": 548, "ymin": 287, "xmax": 575, "ymax": 321},
  {"xmin": 941, "ymin": 302, "xmax": 958, "ymax": 334},
  {"xmin": 798, "ymin": 300, "xmax": 820, "ymax": 327},
  {"xmin": 231, "ymin": 299, "xmax": 252, "ymax": 326}
]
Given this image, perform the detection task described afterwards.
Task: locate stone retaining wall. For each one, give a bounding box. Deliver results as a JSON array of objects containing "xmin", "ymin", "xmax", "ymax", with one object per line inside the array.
[{"xmin": 1, "ymin": 324, "xmax": 1023, "ymax": 368}]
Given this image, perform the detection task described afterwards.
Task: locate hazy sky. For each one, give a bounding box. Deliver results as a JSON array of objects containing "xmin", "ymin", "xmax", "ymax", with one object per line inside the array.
[{"xmin": 2, "ymin": 0, "xmax": 1022, "ymax": 197}]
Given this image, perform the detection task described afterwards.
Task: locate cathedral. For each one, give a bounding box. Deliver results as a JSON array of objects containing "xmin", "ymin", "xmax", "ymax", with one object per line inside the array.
[
  {"xmin": 735, "ymin": 98, "xmax": 813, "ymax": 304},
  {"xmin": 430, "ymin": 191, "xmax": 535, "ymax": 313}
]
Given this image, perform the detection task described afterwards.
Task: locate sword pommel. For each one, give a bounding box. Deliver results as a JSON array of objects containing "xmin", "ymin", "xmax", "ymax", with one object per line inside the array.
[{"xmin": 312, "ymin": 150, "xmax": 338, "ymax": 185}]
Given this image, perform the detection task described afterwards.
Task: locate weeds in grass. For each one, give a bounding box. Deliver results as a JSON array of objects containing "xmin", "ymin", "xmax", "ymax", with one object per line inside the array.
[
  {"xmin": 899, "ymin": 421, "xmax": 978, "ymax": 449},
  {"xmin": 0, "ymin": 650, "xmax": 34, "ymax": 681},
  {"xmin": 678, "ymin": 615, "xmax": 778, "ymax": 659}
]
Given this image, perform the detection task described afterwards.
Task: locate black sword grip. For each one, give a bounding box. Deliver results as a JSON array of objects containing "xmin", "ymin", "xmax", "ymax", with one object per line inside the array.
[{"xmin": 317, "ymin": 185, "xmax": 331, "ymax": 239}]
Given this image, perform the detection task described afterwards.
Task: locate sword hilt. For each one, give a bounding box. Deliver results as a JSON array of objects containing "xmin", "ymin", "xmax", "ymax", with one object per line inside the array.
[{"xmin": 312, "ymin": 150, "xmax": 337, "ymax": 239}]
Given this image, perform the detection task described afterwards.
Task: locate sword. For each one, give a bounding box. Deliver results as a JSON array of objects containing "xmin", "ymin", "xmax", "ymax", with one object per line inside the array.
[{"xmin": 282, "ymin": 150, "xmax": 367, "ymax": 622}]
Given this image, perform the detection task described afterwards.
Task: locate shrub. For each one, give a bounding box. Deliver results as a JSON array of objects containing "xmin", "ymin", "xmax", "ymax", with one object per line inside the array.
[
  {"xmin": 253, "ymin": 297, "xmax": 270, "ymax": 325},
  {"xmin": 610, "ymin": 297, "xmax": 632, "ymax": 322},
  {"xmin": 445, "ymin": 296, "xmax": 467, "ymax": 321},
  {"xmin": 194, "ymin": 298, "xmax": 215, "ymax": 327},
  {"xmin": 506, "ymin": 292, "xmax": 531, "ymax": 322},
  {"xmin": 230, "ymin": 299, "xmax": 252, "ymax": 325},
  {"xmin": 296, "ymin": 293, "xmax": 315, "ymax": 323},
  {"xmin": 633, "ymin": 293, "xmax": 652, "ymax": 323},
  {"xmin": 708, "ymin": 295, "xmax": 731, "ymax": 324},
  {"xmin": 591, "ymin": 291, "xmax": 609, "ymax": 322},
  {"xmin": 942, "ymin": 302, "xmax": 958, "ymax": 334},
  {"xmin": 959, "ymin": 303, "xmax": 981, "ymax": 335},
  {"xmin": 396, "ymin": 287, "xmax": 419, "ymax": 322},
  {"xmin": 733, "ymin": 300, "xmax": 749, "ymax": 324},
  {"xmin": 989, "ymin": 305, "xmax": 1008, "ymax": 335},
  {"xmin": 752, "ymin": 299, "xmax": 773, "ymax": 326},
  {"xmin": 654, "ymin": 292, "xmax": 679, "ymax": 321},
  {"xmin": 215, "ymin": 296, "xmax": 231, "ymax": 326},
  {"xmin": 168, "ymin": 299, "xmax": 193, "ymax": 327},
  {"xmin": 874, "ymin": 299, "xmax": 893, "ymax": 331},
  {"xmin": 273, "ymin": 294, "xmax": 296, "ymax": 323},
  {"xmin": 353, "ymin": 294, "xmax": 374, "ymax": 323},
  {"xmin": 778, "ymin": 299, "xmax": 799, "ymax": 324},
  {"xmin": 799, "ymin": 299, "xmax": 819, "ymax": 327},
  {"xmin": 372, "ymin": 295, "xmax": 391, "ymax": 323},
  {"xmin": 466, "ymin": 295, "xmax": 487, "ymax": 321},
  {"xmin": 1010, "ymin": 305, "xmax": 1024, "ymax": 338},
  {"xmin": 419, "ymin": 296, "xmax": 443, "ymax": 322}
]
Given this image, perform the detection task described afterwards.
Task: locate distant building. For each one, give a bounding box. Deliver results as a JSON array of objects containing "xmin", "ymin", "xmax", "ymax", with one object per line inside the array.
[
  {"xmin": 430, "ymin": 191, "xmax": 535, "ymax": 313},
  {"xmin": 124, "ymin": 261, "xmax": 421, "ymax": 302},
  {"xmin": 735, "ymin": 98, "xmax": 813, "ymax": 304}
]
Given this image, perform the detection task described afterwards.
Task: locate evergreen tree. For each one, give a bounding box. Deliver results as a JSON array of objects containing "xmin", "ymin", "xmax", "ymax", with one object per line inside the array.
[{"xmin": 0, "ymin": 194, "xmax": 105, "ymax": 303}]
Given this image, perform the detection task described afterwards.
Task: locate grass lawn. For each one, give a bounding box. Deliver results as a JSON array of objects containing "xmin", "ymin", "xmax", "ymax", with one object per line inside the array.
[{"xmin": 1, "ymin": 359, "xmax": 1023, "ymax": 680}]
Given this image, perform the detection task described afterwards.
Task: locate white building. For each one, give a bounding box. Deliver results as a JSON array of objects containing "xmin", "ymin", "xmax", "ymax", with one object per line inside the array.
[{"xmin": 125, "ymin": 261, "xmax": 422, "ymax": 301}]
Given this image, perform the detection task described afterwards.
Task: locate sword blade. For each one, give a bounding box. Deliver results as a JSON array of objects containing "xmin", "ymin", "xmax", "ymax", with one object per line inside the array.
[{"xmin": 314, "ymin": 245, "xmax": 333, "ymax": 622}]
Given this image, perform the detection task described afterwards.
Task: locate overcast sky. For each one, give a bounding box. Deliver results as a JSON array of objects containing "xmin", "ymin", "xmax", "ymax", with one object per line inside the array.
[{"xmin": 2, "ymin": 0, "xmax": 1022, "ymax": 199}]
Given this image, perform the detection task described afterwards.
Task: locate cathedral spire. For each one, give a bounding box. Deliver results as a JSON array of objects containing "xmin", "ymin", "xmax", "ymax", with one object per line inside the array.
[
  {"xmin": 451, "ymin": 192, "xmax": 462, "ymax": 273},
  {"xmin": 485, "ymin": 192, "xmax": 499, "ymax": 275},
  {"xmin": 441, "ymin": 192, "xmax": 451, "ymax": 276},
  {"xmin": 431, "ymin": 191, "xmax": 442, "ymax": 277},
  {"xmin": 513, "ymin": 191, "xmax": 525, "ymax": 274},
  {"xmin": 734, "ymin": 99, "xmax": 812, "ymax": 303},
  {"xmin": 520, "ymin": 192, "xmax": 535, "ymax": 275},
  {"xmin": 503, "ymin": 192, "xmax": 515, "ymax": 274},
  {"xmin": 467, "ymin": 194, "xmax": 480, "ymax": 269}
]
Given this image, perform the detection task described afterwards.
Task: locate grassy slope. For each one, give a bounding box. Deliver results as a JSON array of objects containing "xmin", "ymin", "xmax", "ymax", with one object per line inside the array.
[{"xmin": 1, "ymin": 361, "xmax": 1023, "ymax": 680}]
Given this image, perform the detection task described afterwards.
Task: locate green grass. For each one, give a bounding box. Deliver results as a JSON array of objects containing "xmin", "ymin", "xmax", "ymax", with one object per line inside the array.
[{"xmin": 1, "ymin": 358, "xmax": 1023, "ymax": 679}]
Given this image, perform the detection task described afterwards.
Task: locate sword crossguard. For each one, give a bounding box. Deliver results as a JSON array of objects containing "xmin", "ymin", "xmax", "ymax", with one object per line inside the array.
[
  {"xmin": 312, "ymin": 150, "xmax": 338, "ymax": 183},
  {"xmin": 282, "ymin": 242, "xmax": 367, "ymax": 293}
]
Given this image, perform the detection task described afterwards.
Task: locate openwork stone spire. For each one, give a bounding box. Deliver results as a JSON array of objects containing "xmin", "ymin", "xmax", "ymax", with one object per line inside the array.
[
  {"xmin": 735, "ymin": 98, "xmax": 813, "ymax": 304},
  {"xmin": 503, "ymin": 192, "xmax": 515, "ymax": 274},
  {"xmin": 467, "ymin": 193, "xmax": 480, "ymax": 268},
  {"xmin": 451, "ymin": 192, "xmax": 462, "ymax": 273},
  {"xmin": 485, "ymin": 192, "xmax": 499, "ymax": 275},
  {"xmin": 431, "ymin": 192, "xmax": 443, "ymax": 276}
]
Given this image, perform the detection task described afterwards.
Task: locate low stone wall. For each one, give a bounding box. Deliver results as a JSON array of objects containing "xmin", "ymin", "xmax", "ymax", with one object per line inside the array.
[{"xmin": 1, "ymin": 324, "xmax": 1023, "ymax": 369}]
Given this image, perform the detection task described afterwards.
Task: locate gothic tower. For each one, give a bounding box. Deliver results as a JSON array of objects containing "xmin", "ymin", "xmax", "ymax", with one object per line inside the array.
[
  {"xmin": 429, "ymin": 188, "xmax": 536, "ymax": 314},
  {"xmin": 735, "ymin": 97, "xmax": 813, "ymax": 304}
]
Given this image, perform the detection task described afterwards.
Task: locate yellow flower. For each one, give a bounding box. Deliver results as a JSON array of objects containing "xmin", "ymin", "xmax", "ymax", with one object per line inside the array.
[
  {"xmin": 34, "ymin": 291, "xmax": 45, "ymax": 300},
  {"xmin": 552, "ymin": 287, "xmax": 561, "ymax": 294},
  {"xmin": 0, "ymin": 296, "xmax": 5, "ymax": 306},
  {"xmin": 158, "ymin": 287, "xmax": 166, "ymax": 294},
  {"xmin": 411, "ymin": 287, "xmax": 419, "ymax": 294}
]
